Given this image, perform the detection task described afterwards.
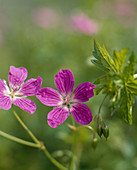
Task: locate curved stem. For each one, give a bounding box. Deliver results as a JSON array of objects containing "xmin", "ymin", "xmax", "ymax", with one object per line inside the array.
[
  {"xmin": 68, "ymin": 124, "xmax": 96, "ymax": 137},
  {"xmin": 97, "ymin": 94, "xmax": 107, "ymax": 115},
  {"xmin": 11, "ymin": 106, "xmax": 68, "ymax": 170},
  {"xmin": 77, "ymin": 125, "xmax": 96, "ymax": 137},
  {"xmin": 70, "ymin": 114, "xmax": 77, "ymax": 170},
  {"xmin": 94, "ymin": 94, "xmax": 107, "ymax": 121},
  {"xmin": 42, "ymin": 146, "xmax": 68, "ymax": 170},
  {"xmin": 0, "ymin": 130, "xmax": 40, "ymax": 148}
]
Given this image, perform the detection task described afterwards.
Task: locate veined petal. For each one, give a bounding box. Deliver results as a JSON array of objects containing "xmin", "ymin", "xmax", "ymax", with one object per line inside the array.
[
  {"xmin": 19, "ymin": 76, "xmax": 42, "ymax": 96},
  {"xmin": 54, "ymin": 69, "xmax": 74, "ymax": 96},
  {"xmin": 8, "ymin": 66, "xmax": 28, "ymax": 89},
  {"xmin": 0, "ymin": 79, "xmax": 8, "ymax": 92},
  {"xmin": 0, "ymin": 79, "xmax": 12, "ymax": 110},
  {"xmin": 70, "ymin": 103, "xmax": 92, "ymax": 125},
  {"xmin": 72, "ymin": 82, "xmax": 95, "ymax": 102},
  {"xmin": 36, "ymin": 87, "xmax": 63, "ymax": 106},
  {"xmin": 0, "ymin": 94, "xmax": 12, "ymax": 110},
  {"xmin": 47, "ymin": 106, "xmax": 69, "ymax": 128},
  {"xmin": 13, "ymin": 97, "xmax": 36, "ymax": 114}
]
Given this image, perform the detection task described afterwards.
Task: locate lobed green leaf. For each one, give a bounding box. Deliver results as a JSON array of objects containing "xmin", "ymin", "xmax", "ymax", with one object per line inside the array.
[
  {"xmin": 118, "ymin": 87, "xmax": 133, "ymax": 125},
  {"xmin": 92, "ymin": 40, "xmax": 137, "ymax": 125},
  {"xmin": 93, "ymin": 40, "xmax": 117, "ymax": 72}
]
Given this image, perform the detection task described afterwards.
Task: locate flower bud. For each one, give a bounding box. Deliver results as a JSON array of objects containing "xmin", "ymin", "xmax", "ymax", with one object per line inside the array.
[
  {"xmin": 96, "ymin": 123, "xmax": 103, "ymax": 138},
  {"xmin": 102, "ymin": 125, "xmax": 109, "ymax": 140},
  {"xmin": 91, "ymin": 137, "xmax": 98, "ymax": 149}
]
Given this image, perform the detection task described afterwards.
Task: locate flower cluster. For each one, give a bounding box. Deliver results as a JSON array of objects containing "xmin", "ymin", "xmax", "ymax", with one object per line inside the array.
[{"xmin": 0, "ymin": 66, "xmax": 95, "ymax": 128}]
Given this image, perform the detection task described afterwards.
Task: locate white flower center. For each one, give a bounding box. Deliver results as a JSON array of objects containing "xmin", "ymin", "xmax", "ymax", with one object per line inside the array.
[
  {"xmin": 65, "ymin": 96, "xmax": 70, "ymax": 104},
  {"xmin": 3, "ymin": 81, "xmax": 21, "ymax": 99}
]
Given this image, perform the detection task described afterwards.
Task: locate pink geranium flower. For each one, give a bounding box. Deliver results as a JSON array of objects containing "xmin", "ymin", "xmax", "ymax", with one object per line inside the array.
[
  {"xmin": 36, "ymin": 69, "xmax": 95, "ymax": 128},
  {"xmin": 0, "ymin": 66, "xmax": 42, "ymax": 114},
  {"xmin": 68, "ymin": 13, "xmax": 99, "ymax": 35}
]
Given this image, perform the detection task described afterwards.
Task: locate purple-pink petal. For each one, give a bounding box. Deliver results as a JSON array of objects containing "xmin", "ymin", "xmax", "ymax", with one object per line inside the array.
[
  {"xmin": 8, "ymin": 66, "xmax": 28, "ymax": 89},
  {"xmin": 0, "ymin": 94, "xmax": 12, "ymax": 110},
  {"xmin": 72, "ymin": 82, "xmax": 95, "ymax": 102},
  {"xmin": 36, "ymin": 87, "xmax": 63, "ymax": 106},
  {"xmin": 47, "ymin": 106, "xmax": 69, "ymax": 128},
  {"xmin": 54, "ymin": 69, "xmax": 74, "ymax": 96},
  {"xmin": 19, "ymin": 76, "xmax": 42, "ymax": 96},
  {"xmin": 70, "ymin": 103, "xmax": 92, "ymax": 125},
  {"xmin": 0, "ymin": 79, "xmax": 12, "ymax": 110},
  {"xmin": 13, "ymin": 97, "xmax": 36, "ymax": 114},
  {"xmin": 0, "ymin": 79, "xmax": 7, "ymax": 92}
]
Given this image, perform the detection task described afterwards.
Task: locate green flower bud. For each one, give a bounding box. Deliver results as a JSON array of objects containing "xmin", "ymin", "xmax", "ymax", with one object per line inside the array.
[
  {"xmin": 102, "ymin": 125, "xmax": 109, "ymax": 140},
  {"xmin": 96, "ymin": 123, "xmax": 103, "ymax": 138},
  {"xmin": 91, "ymin": 137, "xmax": 98, "ymax": 149}
]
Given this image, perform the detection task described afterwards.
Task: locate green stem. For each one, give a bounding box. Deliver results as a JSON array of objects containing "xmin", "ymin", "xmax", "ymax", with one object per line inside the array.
[
  {"xmin": 11, "ymin": 106, "xmax": 68, "ymax": 170},
  {"xmin": 70, "ymin": 114, "xmax": 77, "ymax": 170},
  {"xmin": 68, "ymin": 124, "xmax": 96, "ymax": 138},
  {"xmin": 97, "ymin": 94, "xmax": 107, "ymax": 116},
  {"xmin": 0, "ymin": 130, "xmax": 40, "ymax": 148},
  {"xmin": 76, "ymin": 125, "xmax": 96, "ymax": 137},
  {"xmin": 42, "ymin": 147, "xmax": 68, "ymax": 170},
  {"xmin": 71, "ymin": 114, "xmax": 76, "ymax": 128},
  {"xmin": 12, "ymin": 106, "xmax": 39, "ymax": 144}
]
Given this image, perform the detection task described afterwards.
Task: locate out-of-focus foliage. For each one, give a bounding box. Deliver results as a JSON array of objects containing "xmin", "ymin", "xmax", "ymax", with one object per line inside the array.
[
  {"xmin": 0, "ymin": 0, "xmax": 137, "ymax": 170},
  {"xmin": 92, "ymin": 41, "xmax": 136, "ymax": 125}
]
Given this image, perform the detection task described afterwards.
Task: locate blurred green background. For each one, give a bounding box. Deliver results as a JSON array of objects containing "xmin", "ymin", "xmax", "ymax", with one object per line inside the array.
[{"xmin": 0, "ymin": 0, "xmax": 137, "ymax": 169}]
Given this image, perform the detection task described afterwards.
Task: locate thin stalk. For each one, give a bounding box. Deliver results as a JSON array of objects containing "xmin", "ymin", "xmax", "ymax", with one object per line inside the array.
[
  {"xmin": 70, "ymin": 114, "xmax": 77, "ymax": 170},
  {"xmin": 76, "ymin": 125, "xmax": 96, "ymax": 137},
  {"xmin": 68, "ymin": 124, "xmax": 97, "ymax": 168},
  {"xmin": 12, "ymin": 106, "xmax": 68, "ymax": 170},
  {"xmin": 97, "ymin": 94, "xmax": 107, "ymax": 115},
  {"xmin": 12, "ymin": 106, "xmax": 39, "ymax": 144},
  {"xmin": 94, "ymin": 94, "xmax": 108, "ymax": 121},
  {"xmin": 68, "ymin": 124, "xmax": 96, "ymax": 137},
  {"xmin": 0, "ymin": 130, "xmax": 40, "ymax": 148},
  {"xmin": 42, "ymin": 146, "xmax": 68, "ymax": 170},
  {"xmin": 71, "ymin": 114, "xmax": 76, "ymax": 128}
]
